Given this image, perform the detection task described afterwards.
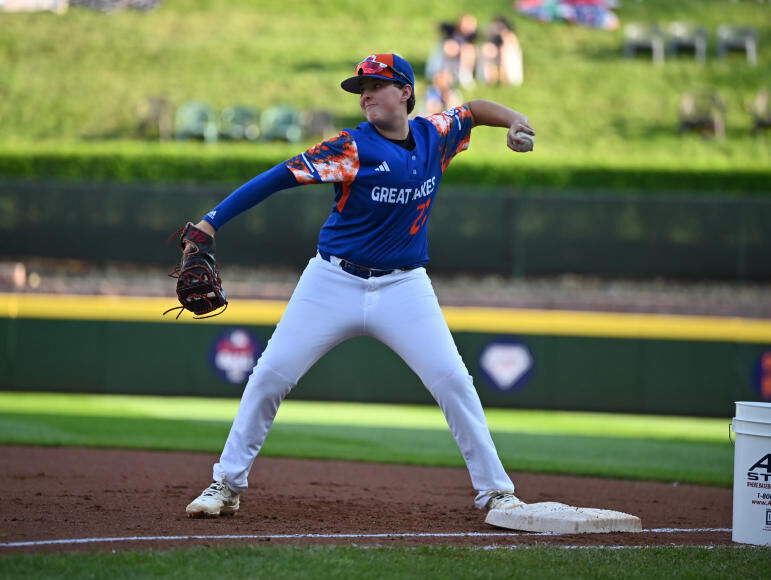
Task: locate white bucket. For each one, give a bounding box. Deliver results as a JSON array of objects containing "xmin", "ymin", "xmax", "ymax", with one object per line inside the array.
[{"xmin": 731, "ymin": 401, "xmax": 771, "ymax": 546}]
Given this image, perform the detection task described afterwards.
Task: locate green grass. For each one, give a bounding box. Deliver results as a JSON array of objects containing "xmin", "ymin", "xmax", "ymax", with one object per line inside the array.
[
  {"xmin": 0, "ymin": 392, "xmax": 731, "ymax": 440},
  {"xmin": 1, "ymin": 545, "xmax": 769, "ymax": 579},
  {"xmin": 0, "ymin": 393, "xmax": 733, "ymax": 486},
  {"xmin": 0, "ymin": 0, "xmax": 768, "ymax": 188},
  {"xmin": 0, "ymin": 393, "xmax": 746, "ymax": 574}
]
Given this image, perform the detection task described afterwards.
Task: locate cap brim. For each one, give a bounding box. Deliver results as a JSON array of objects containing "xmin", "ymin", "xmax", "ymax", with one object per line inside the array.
[{"xmin": 340, "ymin": 73, "xmax": 404, "ymax": 93}]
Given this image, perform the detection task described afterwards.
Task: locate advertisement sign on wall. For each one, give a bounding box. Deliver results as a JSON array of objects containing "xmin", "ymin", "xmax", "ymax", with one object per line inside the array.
[
  {"xmin": 209, "ymin": 328, "xmax": 263, "ymax": 385},
  {"xmin": 478, "ymin": 338, "xmax": 534, "ymax": 393}
]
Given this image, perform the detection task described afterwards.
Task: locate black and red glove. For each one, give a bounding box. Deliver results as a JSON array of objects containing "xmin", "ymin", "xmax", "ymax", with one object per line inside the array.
[{"xmin": 164, "ymin": 223, "xmax": 227, "ymax": 319}]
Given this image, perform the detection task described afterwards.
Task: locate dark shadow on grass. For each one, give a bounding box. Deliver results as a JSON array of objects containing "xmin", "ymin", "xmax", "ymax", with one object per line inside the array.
[
  {"xmin": 291, "ymin": 58, "xmax": 356, "ymax": 73},
  {"xmin": 579, "ymin": 44, "xmax": 630, "ymax": 62},
  {"xmin": 80, "ymin": 126, "xmax": 138, "ymax": 141}
]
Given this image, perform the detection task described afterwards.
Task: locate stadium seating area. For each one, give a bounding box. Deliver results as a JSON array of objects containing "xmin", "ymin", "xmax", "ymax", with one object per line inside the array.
[
  {"xmin": 623, "ymin": 22, "xmax": 758, "ymax": 65},
  {"xmin": 134, "ymin": 99, "xmax": 336, "ymax": 144},
  {"xmin": 620, "ymin": 20, "xmax": 763, "ymax": 139}
]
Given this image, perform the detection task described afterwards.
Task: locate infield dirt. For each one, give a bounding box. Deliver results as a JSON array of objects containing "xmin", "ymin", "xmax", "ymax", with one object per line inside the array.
[{"xmin": 0, "ymin": 446, "xmax": 732, "ymax": 553}]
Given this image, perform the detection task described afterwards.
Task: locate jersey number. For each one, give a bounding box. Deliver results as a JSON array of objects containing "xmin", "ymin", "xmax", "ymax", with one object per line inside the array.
[{"xmin": 410, "ymin": 198, "xmax": 432, "ymax": 235}]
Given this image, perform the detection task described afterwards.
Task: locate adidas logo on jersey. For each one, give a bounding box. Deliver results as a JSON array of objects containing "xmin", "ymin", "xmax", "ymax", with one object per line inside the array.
[{"xmin": 374, "ymin": 161, "xmax": 390, "ymax": 173}]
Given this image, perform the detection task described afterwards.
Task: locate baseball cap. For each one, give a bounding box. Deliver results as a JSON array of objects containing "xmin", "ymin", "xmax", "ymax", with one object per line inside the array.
[{"xmin": 341, "ymin": 54, "xmax": 415, "ymax": 93}]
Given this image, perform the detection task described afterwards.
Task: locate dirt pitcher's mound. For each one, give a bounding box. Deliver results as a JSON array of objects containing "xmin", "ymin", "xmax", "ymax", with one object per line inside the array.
[{"xmin": 0, "ymin": 446, "xmax": 732, "ymax": 553}]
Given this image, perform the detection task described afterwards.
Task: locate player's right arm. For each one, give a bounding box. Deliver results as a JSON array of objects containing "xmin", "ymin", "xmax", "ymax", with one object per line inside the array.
[{"xmin": 465, "ymin": 99, "xmax": 534, "ymax": 152}]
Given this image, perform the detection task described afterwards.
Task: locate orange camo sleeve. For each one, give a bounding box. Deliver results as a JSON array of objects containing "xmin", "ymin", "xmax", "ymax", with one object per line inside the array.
[
  {"xmin": 425, "ymin": 105, "xmax": 473, "ymax": 171},
  {"xmin": 285, "ymin": 131, "xmax": 360, "ymax": 184},
  {"xmin": 425, "ymin": 105, "xmax": 473, "ymax": 139}
]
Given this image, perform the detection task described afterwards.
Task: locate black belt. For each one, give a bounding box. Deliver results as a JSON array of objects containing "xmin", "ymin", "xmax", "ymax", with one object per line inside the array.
[{"xmin": 318, "ymin": 250, "xmax": 412, "ymax": 279}]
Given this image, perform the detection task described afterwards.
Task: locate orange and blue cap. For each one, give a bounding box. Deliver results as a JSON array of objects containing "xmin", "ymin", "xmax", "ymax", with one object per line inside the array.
[{"xmin": 341, "ymin": 53, "xmax": 415, "ymax": 93}]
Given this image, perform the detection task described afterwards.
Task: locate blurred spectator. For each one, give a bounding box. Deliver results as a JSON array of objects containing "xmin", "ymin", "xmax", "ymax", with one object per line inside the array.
[
  {"xmin": 452, "ymin": 14, "xmax": 479, "ymax": 87},
  {"xmin": 514, "ymin": 0, "xmax": 618, "ymax": 31},
  {"xmin": 426, "ymin": 14, "xmax": 479, "ymax": 89},
  {"xmin": 571, "ymin": 0, "xmax": 618, "ymax": 30},
  {"xmin": 749, "ymin": 89, "xmax": 770, "ymax": 136},
  {"xmin": 0, "ymin": 0, "xmax": 68, "ymax": 12},
  {"xmin": 69, "ymin": 0, "xmax": 162, "ymax": 11},
  {"xmin": 135, "ymin": 96, "xmax": 173, "ymax": 141},
  {"xmin": 423, "ymin": 68, "xmax": 463, "ymax": 115},
  {"xmin": 678, "ymin": 90, "xmax": 726, "ymax": 140},
  {"xmin": 425, "ymin": 22, "xmax": 454, "ymax": 81},
  {"xmin": 477, "ymin": 17, "xmax": 523, "ymax": 86}
]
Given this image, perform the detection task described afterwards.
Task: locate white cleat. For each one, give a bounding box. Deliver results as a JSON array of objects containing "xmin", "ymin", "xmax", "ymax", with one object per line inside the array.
[
  {"xmin": 186, "ymin": 481, "xmax": 240, "ymax": 518},
  {"xmin": 486, "ymin": 492, "xmax": 525, "ymax": 510}
]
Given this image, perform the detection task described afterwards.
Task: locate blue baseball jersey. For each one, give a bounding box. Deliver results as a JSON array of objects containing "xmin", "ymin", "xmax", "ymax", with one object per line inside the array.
[{"xmin": 286, "ymin": 106, "xmax": 474, "ymax": 270}]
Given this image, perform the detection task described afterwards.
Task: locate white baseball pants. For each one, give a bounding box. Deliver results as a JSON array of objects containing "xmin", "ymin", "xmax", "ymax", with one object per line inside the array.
[{"xmin": 213, "ymin": 254, "xmax": 514, "ymax": 509}]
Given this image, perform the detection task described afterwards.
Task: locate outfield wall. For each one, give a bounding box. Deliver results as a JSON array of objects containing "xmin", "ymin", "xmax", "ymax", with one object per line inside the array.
[
  {"xmin": 1, "ymin": 293, "xmax": 769, "ymax": 417},
  {"xmin": 2, "ymin": 180, "xmax": 770, "ymax": 280}
]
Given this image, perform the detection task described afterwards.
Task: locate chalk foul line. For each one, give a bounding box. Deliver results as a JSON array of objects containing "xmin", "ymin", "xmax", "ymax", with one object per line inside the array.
[{"xmin": 0, "ymin": 528, "xmax": 732, "ymax": 549}]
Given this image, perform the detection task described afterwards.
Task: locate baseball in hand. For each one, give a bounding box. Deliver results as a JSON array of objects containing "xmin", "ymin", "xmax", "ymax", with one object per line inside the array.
[{"xmin": 514, "ymin": 131, "xmax": 534, "ymax": 152}]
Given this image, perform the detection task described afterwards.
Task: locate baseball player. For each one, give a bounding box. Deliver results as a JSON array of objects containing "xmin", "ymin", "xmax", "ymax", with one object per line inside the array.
[{"xmin": 184, "ymin": 53, "xmax": 535, "ymax": 518}]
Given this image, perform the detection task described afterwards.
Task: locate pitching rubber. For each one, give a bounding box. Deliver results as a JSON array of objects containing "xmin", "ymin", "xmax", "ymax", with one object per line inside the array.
[{"xmin": 485, "ymin": 502, "xmax": 642, "ymax": 534}]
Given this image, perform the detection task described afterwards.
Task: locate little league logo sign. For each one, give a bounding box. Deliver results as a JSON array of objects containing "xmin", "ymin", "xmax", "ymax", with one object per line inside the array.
[
  {"xmin": 209, "ymin": 328, "xmax": 263, "ymax": 385},
  {"xmin": 478, "ymin": 338, "xmax": 534, "ymax": 393}
]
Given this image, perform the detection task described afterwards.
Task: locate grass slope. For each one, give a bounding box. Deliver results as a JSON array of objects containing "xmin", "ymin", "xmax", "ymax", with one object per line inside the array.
[{"xmin": 0, "ymin": 0, "xmax": 768, "ymax": 188}]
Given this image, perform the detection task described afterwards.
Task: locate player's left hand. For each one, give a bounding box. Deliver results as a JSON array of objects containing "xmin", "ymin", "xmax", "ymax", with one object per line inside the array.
[{"xmin": 164, "ymin": 222, "xmax": 228, "ymax": 319}]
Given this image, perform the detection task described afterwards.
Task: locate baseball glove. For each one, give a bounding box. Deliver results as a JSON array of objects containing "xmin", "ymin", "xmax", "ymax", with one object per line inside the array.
[{"xmin": 164, "ymin": 222, "xmax": 228, "ymax": 319}]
